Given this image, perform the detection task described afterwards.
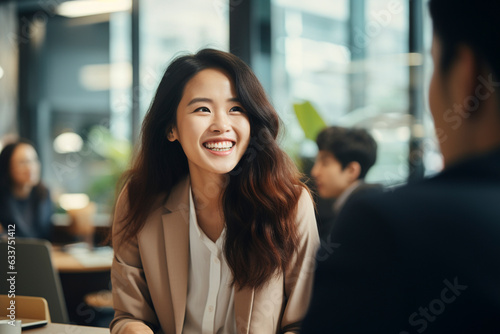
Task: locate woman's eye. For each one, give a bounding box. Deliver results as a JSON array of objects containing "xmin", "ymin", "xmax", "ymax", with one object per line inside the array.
[
  {"xmin": 230, "ymin": 106, "xmax": 244, "ymax": 113},
  {"xmin": 195, "ymin": 107, "xmax": 210, "ymax": 113}
]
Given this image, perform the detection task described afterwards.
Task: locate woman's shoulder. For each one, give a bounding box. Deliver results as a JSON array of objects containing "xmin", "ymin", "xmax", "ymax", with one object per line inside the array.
[
  {"xmin": 115, "ymin": 184, "xmax": 169, "ymax": 213},
  {"xmin": 115, "ymin": 177, "xmax": 189, "ymax": 220},
  {"xmin": 294, "ymin": 185, "xmax": 316, "ymax": 228},
  {"xmin": 291, "ymin": 185, "xmax": 320, "ymax": 257},
  {"xmin": 296, "ymin": 185, "xmax": 314, "ymax": 209}
]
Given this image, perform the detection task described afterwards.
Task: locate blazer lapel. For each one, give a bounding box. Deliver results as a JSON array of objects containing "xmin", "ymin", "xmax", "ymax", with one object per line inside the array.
[
  {"xmin": 162, "ymin": 177, "xmax": 190, "ymax": 334},
  {"xmin": 234, "ymin": 286, "xmax": 255, "ymax": 334}
]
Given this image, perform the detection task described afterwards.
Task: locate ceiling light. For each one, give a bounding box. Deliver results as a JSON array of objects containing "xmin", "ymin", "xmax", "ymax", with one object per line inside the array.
[
  {"xmin": 0, "ymin": 66, "xmax": 4, "ymax": 79},
  {"xmin": 59, "ymin": 193, "xmax": 90, "ymax": 211},
  {"xmin": 54, "ymin": 132, "xmax": 84, "ymax": 153},
  {"xmin": 57, "ymin": 0, "xmax": 131, "ymax": 18}
]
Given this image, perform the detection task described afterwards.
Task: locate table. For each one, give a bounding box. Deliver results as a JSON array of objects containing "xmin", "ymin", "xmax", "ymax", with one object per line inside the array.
[
  {"xmin": 51, "ymin": 246, "xmax": 113, "ymax": 273},
  {"xmin": 24, "ymin": 323, "xmax": 108, "ymax": 333},
  {"xmin": 50, "ymin": 246, "xmax": 114, "ymax": 326}
]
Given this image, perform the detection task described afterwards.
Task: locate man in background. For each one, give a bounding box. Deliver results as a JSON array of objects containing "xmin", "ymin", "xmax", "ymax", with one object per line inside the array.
[
  {"xmin": 302, "ymin": 0, "xmax": 500, "ymax": 332},
  {"xmin": 311, "ymin": 126, "xmax": 381, "ymax": 239}
]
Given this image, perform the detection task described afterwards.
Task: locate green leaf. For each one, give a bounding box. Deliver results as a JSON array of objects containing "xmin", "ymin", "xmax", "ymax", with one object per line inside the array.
[{"xmin": 293, "ymin": 101, "xmax": 327, "ymax": 141}]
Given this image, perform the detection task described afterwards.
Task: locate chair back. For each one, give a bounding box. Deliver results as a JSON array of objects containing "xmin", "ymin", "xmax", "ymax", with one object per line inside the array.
[
  {"xmin": 0, "ymin": 295, "xmax": 51, "ymax": 322},
  {"xmin": 0, "ymin": 238, "xmax": 68, "ymax": 323}
]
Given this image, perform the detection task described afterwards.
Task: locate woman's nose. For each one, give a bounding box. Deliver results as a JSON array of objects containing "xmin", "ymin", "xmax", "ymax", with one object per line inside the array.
[{"xmin": 210, "ymin": 112, "xmax": 230, "ymax": 133}]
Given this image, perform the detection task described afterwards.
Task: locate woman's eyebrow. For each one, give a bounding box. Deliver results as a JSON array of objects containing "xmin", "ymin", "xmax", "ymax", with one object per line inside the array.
[
  {"xmin": 187, "ymin": 97, "xmax": 240, "ymax": 106},
  {"xmin": 187, "ymin": 97, "xmax": 212, "ymax": 106}
]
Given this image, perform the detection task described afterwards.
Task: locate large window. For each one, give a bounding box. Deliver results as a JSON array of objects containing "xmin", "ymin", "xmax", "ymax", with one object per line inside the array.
[{"xmin": 271, "ymin": 0, "xmax": 439, "ymax": 185}]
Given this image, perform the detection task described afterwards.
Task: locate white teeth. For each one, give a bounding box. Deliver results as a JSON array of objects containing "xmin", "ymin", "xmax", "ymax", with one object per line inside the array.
[{"xmin": 204, "ymin": 141, "xmax": 234, "ymax": 151}]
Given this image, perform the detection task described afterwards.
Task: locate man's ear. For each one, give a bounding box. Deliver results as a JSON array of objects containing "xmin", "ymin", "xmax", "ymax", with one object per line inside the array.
[
  {"xmin": 449, "ymin": 45, "xmax": 478, "ymax": 106},
  {"xmin": 345, "ymin": 161, "xmax": 361, "ymax": 181},
  {"xmin": 167, "ymin": 127, "xmax": 177, "ymax": 142}
]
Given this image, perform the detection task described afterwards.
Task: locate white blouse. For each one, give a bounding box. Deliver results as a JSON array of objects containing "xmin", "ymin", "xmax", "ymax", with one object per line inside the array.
[{"xmin": 182, "ymin": 188, "xmax": 236, "ymax": 334}]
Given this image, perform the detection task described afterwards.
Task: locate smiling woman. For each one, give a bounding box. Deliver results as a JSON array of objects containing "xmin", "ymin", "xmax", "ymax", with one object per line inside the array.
[
  {"xmin": 168, "ymin": 68, "xmax": 251, "ymax": 181},
  {"xmin": 109, "ymin": 49, "xmax": 319, "ymax": 334}
]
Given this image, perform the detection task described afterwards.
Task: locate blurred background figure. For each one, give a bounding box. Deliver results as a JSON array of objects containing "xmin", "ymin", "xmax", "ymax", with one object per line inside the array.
[
  {"xmin": 311, "ymin": 126, "xmax": 382, "ymax": 239},
  {"xmin": 0, "ymin": 139, "xmax": 54, "ymax": 240}
]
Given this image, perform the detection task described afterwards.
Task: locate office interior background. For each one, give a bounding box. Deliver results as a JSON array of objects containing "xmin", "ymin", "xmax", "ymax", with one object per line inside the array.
[{"xmin": 0, "ymin": 0, "xmax": 438, "ymax": 218}]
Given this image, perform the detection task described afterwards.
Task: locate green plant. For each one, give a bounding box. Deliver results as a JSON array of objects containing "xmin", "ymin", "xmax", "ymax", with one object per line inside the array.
[
  {"xmin": 293, "ymin": 101, "xmax": 327, "ymax": 141},
  {"xmin": 86, "ymin": 126, "xmax": 131, "ymax": 212},
  {"xmin": 286, "ymin": 101, "xmax": 327, "ymax": 171}
]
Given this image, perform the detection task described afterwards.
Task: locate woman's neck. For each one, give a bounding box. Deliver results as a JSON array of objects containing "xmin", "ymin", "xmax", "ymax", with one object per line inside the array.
[
  {"xmin": 189, "ymin": 172, "xmax": 229, "ymax": 242},
  {"xmin": 12, "ymin": 184, "xmax": 33, "ymax": 199}
]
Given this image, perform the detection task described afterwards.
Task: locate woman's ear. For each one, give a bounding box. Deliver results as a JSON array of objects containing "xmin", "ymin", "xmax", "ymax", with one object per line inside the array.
[{"xmin": 167, "ymin": 127, "xmax": 177, "ymax": 142}]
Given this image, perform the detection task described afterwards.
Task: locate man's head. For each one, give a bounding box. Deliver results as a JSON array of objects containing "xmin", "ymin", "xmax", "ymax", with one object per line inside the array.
[
  {"xmin": 311, "ymin": 126, "xmax": 377, "ymax": 199},
  {"xmin": 428, "ymin": 0, "xmax": 500, "ymax": 167}
]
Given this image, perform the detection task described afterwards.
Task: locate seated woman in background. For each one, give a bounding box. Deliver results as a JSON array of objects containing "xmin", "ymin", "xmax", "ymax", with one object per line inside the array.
[
  {"xmin": 0, "ymin": 139, "xmax": 53, "ymax": 240},
  {"xmin": 110, "ymin": 49, "xmax": 319, "ymax": 334}
]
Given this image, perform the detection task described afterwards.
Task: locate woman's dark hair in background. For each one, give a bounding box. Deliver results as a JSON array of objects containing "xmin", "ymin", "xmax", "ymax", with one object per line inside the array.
[
  {"xmin": 0, "ymin": 139, "xmax": 48, "ymax": 200},
  {"xmin": 115, "ymin": 49, "xmax": 306, "ymax": 289},
  {"xmin": 429, "ymin": 0, "xmax": 500, "ymax": 87},
  {"xmin": 316, "ymin": 126, "xmax": 377, "ymax": 179}
]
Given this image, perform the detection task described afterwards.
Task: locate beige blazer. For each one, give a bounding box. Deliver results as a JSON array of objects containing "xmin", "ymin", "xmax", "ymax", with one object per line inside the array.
[{"xmin": 110, "ymin": 177, "xmax": 320, "ymax": 334}]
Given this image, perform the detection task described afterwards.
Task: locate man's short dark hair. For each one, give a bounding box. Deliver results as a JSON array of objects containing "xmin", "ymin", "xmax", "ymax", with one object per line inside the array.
[
  {"xmin": 316, "ymin": 126, "xmax": 377, "ymax": 179},
  {"xmin": 429, "ymin": 0, "xmax": 500, "ymax": 86}
]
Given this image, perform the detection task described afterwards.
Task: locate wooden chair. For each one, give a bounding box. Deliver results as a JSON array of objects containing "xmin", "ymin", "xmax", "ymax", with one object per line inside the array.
[{"xmin": 0, "ymin": 295, "xmax": 51, "ymax": 322}]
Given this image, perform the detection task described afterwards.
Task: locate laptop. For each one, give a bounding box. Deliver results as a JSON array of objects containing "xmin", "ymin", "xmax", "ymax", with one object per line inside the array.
[{"xmin": 0, "ymin": 317, "xmax": 48, "ymax": 329}]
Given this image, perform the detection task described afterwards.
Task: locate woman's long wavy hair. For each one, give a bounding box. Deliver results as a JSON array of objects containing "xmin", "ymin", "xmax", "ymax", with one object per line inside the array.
[{"xmin": 114, "ymin": 48, "xmax": 307, "ymax": 289}]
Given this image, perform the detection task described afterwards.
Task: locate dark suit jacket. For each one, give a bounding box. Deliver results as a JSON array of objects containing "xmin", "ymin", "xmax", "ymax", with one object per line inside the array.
[
  {"xmin": 0, "ymin": 189, "xmax": 53, "ymax": 240},
  {"xmin": 316, "ymin": 182, "xmax": 383, "ymax": 241},
  {"xmin": 302, "ymin": 148, "xmax": 500, "ymax": 334}
]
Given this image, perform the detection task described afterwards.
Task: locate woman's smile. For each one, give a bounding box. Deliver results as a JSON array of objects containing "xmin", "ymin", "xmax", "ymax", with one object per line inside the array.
[{"xmin": 203, "ymin": 139, "xmax": 236, "ymax": 155}]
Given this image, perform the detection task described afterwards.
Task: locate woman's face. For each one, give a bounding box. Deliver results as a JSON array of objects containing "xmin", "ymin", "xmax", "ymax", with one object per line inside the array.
[
  {"xmin": 169, "ymin": 68, "xmax": 251, "ymax": 179},
  {"xmin": 10, "ymin": 143, "xmax": 40, "ymax": 188}
]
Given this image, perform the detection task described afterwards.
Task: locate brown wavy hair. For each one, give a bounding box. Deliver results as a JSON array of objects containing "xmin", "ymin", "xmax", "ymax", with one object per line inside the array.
[{"xmin": 114, "ymin": 48, "xmax": 307, "ymax": 289}]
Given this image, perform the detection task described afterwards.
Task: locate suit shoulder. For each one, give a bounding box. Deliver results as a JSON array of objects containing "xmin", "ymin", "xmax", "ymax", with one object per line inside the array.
[
  {"xmin": 294, "ymin": 186, "xmax": 318, "ymax": 230},
  {"xmin": 113, "ymin": 185, "xmax": 167, "ymax": 232}
]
